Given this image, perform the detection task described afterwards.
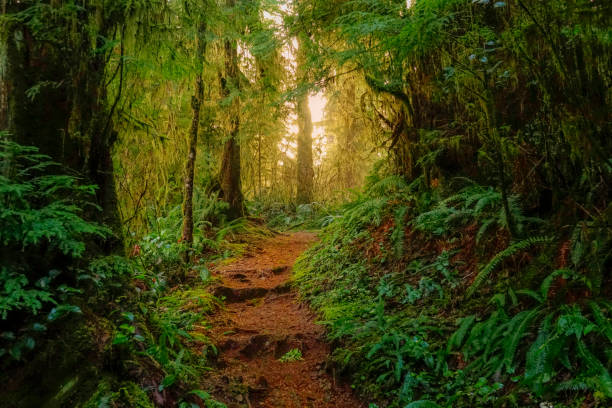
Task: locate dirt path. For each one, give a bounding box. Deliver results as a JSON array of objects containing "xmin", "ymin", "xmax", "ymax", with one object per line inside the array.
[{"xmin": 202, "ymin": 232, "xmax": 363, "ymax": 408}]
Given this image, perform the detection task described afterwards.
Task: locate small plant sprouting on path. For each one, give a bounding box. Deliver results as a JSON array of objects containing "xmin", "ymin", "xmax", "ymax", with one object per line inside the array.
[{"xmin": 279, "ymin": 348, "xmax": 303, "ymax": 362}]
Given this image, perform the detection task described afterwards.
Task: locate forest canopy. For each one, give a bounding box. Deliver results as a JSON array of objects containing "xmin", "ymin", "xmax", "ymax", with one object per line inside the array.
[{"xmin": 0, "ymin": 0, "xmax": 611, "ymax": 407}]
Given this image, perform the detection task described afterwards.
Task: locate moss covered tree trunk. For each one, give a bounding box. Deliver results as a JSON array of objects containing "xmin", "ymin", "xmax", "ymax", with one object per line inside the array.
[
  {"xmin": 0, "ymin": 2, "xmax": 122, "ymax": 251},
  {"xmin": 295, "ymin": 35, "xmax": 314, "ymax": 204},
  {"xmin": 220, "ymin": 134, "xmax": 243, "ymax": 219},
  {"xmin": 219, "ymin": 2, "xmax": 244, "ymax": 220},
  {"xmin": 182, "ymin": 23, "xmax": 207, "ymax": 251},
  {"xmin": 296, "ymin": 91, "xmax": 314, "ymax": 204}
]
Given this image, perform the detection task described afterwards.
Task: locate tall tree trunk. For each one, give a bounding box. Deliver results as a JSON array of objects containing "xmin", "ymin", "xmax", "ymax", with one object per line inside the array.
[
  {"xmin": 295, "ymin": 35, "xmax": 314, "ymax": 204},
  {"xmin": 220, "ymin": 134, "xmax": 243, "ymax": 219},
  {"xmin": 0, "ymin": 1, "xmax": 9, "ymax": 131},
  {"xmin": 1, "ymin": 6, "xmax": 122, "ymax": 251},
  {"xmin": 219, "ymin": 6, "xmax": 244, "ymax": 219},
  {"xmin": 296, "ymin": 91, "xmax": 314, "ymax": 204},
  {"xmin": 257, "ymin": 133, "xmax": 262, "ymax": 197},
  {"xmin": 482, "ymin": 80, "xmax": 518, "ymax": 238},
  {"xmin": 181, "ymin": 22, "xmax": 206, "ymax": 254}
]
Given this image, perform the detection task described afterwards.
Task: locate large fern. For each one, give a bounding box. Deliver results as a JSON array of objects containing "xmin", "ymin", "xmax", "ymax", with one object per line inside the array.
[
  {"xmin": 446, "ymin": 315, "xmax": 476, "ymax": 352},
  {"xmin": 576, "ymin": 340, "xmax": 612, "ymax": 397},
  {"xmin": 523, "ymin": 313, "xmax": 561, "ymax": 394},
  {"xmin": 366, "ymin": 174, "xmax": 408, "ymax": 197},
  {"xmin": 466, "ymin": 236, "xmax": 554, "ymax": 297},
  {"xmin": 501, "ymin": 307, "xmax": 542, "ymax": 374},
  {"xmin": 412, "ymin": 205, "xmax": 456, "ymax": 235},
  {"xmin": 590, "ymin": 301, "xmax": 612, "ymax": 343}
]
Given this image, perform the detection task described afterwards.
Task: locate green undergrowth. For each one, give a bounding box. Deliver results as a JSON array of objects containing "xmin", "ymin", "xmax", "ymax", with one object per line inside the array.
[
  {"xmin": 294, "ymin": 171, "xmax": 611, "ymax": 407},
  {"xmin": 1, "ymin": 140, "xmax": 261, "ymax": 407},
  {"xmin": 71, "ymin": 214, "xmax": 272, "ymax": 408},
  {"xmin": 69, "ymin": 220, "xmax": 271, "ymax": 408},
  {"xmin": 135, "ymin": 198, "xmax": 275, "ymax": 269},
  {"xmin": 279, "ymin": 348, "xmax": 304, "ymax": 362},
  {"xmin": 248, "ymin": 200, "xmax": 339, "ymax": 231}
]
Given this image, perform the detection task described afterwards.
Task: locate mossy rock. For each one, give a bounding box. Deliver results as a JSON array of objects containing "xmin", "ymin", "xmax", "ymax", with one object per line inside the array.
[
  {"xmin": 81, "ymin": 379, "xmax": 155, "ymax": 408},
  {"xmin": 0, "ymin": 314, "xmax": 120, "ymax": 408}
]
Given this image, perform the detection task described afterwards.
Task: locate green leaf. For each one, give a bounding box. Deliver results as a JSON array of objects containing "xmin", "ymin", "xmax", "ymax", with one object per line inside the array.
[
  {"xmin": 198, "ymin": 267, "xmax": 210, "ymax": 282},
  {"xmin": 47, "ymin": 305, "xmax": 82, "ymax": 321},
  {"xmin": 112, "ymin": 333, "xmax": 130, "ymax": 345},
  {"xmin": 9, "ymin": 344, "xmax": 22, "ymax": 360},
  {"xmin": 31, "ymin": 323, "xmax": 46, "ymax": 331},
  {"xmin": 190, "ymin": 390, "xmax": 212, "ymax": 400},
  {"xmin": 158, "ymin": 374, "xmax": 177, "ymax": 391},
  {"xmin": 23, "ymin": 336, "xmax": 35, "ymax": 350}
]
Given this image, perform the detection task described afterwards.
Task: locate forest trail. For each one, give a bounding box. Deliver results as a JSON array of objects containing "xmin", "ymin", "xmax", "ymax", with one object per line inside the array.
[{"xmin": 202, "ymin": 232, "xmax": 363, "ymax": 408}]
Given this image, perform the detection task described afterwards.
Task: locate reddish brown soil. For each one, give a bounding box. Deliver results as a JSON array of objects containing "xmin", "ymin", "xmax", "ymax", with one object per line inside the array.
[{"xmin": 202, "ymin": 232, "xmax": 363, "ymax": 408}]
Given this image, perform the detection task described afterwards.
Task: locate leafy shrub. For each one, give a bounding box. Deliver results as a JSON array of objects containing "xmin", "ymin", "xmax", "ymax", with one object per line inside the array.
[
  {"xmin": 0, "ymin": 139, "xmax": 109, "ymax": 360},
  {"xmin": 138, "ymin": 204, "xmax": 188, "ymax": 267}
]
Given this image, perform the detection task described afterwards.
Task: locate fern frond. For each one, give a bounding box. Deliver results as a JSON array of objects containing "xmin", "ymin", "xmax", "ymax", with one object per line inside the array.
[
  {"xmin": 524, "ymin": 313, "xmax": 560, "ymax": 394},
  {"xmin": 516, "ymin": 289, "xmax": 544, "ymax": 304},
  {"xmin": 444, "ymin": 208, "xmax": 473, "ymax": 226},
  {"xmin": 440, "ymin": 185, "xmax": 486, "ymax": 207},
  {"xmin": 367, "ymin": 174, "xmax": 407, "ymax": 197},
  {"xmin": 590, "ymin": 301, "xmax": 612, "ymax": 343},
  {"xmin": 483, "ymin": 318, "xmax": 510, "ymax": 360},
  {"xmin": 476, "ymin": 217, "xmax": 496, "ymax": 244},
  {"xmin": 540, "ymin": 269, "xmax": 574, "ymax": 300},
  {"xmin": 447, "ymin": 315, "xmax": 476, "ymax": 351},
  {"xmin": 391, "ymin": 205, "xmax": 410, "ymax": 258},
  {"xmin": 467, "ymin": 236, "xmax": 554, "ymax": 297},
  {"xmin": 472, "ymin": 190, "xmax": 500, "ymax": 213},
  {"xmin": 569, "ymin": 223, "xmax": 585, "ymax": 266},
  {"xmin": 412, "ymin": 205, "xmax": 454, "ymax": 235},
  {"xmin": 555, "ymin": 378, "xmax": 589, "ymax": 392},
  {"xmin": 502, "ymin": 307, "xmax": 542, "ymax": 373},
  {"xmin": 577, "ymin": 340, "xmax": 612, "ymax": 397}
]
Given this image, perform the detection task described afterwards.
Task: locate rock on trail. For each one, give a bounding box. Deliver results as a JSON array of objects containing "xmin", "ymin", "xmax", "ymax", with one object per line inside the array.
[{"xmin": 201, "ymin": 232, "xmax": 363, "ymax": 408}]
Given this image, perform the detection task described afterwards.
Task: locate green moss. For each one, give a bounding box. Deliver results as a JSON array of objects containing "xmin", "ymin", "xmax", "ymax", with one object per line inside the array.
[{"xmin": 81, "ymin": 379, "xmax": 155, "ymax": 408}]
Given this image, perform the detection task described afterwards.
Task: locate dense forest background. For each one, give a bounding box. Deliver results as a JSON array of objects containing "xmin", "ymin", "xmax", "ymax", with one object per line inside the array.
[{"xmin": 1, "ymin": 0, "xmax": 611, "ymax": 407}]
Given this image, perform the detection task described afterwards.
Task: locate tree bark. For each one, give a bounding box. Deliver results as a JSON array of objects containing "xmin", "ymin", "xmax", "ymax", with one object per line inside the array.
[
  {"xmin": 1, "ymin": 4, "xmax": 122, "ymax": 252},
  {"xmin": 181, "ymin": 23, "xmax": 206, "ymax": 252},
  {"xmin": 219, "ymin": 6, "xmax": 244, "ymax": 219},
  {"xmin": 296, "ymin": 91, "xmax": 314, "ymax": 204},
  {"xmin": 257, "ymin": 133, "xmax": 262, "ymax": 197},
  {"xmin": 295, "ymin": 35, "xmax": 314, "ymax": 204},
  {"xmin": 220, "ymin": 134, "xmax": 243, "ymax": 219}
]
